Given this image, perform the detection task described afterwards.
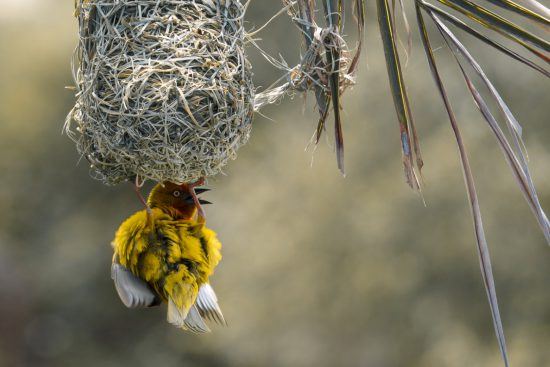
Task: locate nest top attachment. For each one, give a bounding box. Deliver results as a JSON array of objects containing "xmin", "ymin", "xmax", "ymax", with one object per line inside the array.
[{"xmin": 66, "ymin": 0, "xmax": 254, "ymax": 185}]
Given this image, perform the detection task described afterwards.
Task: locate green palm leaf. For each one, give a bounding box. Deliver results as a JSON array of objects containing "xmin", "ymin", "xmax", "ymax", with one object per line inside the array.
[
  {"xmin": 323, "ymin": 0, "xmax": 346, "ymax": 173},
  {"xmin": 484, "ymin": 0, "xmax": 550, "ymax": 26},
  {"xmin": 419, "ymin": 1, "xmax": 549, "ymax": 76},
  {"xmin": 377, "ymin": 0, "xmax": 423, "ymax": 190},
  {"xmin": 415, "ymin": 6, "xmax": 511, "ymax": 364},
  {"xmin": 276, "ymin": 0, "xmax": 549, "ymax": 365},
  {"xmin": 435, "ymin": 0, "xmax": 550, "ymax": 60}
]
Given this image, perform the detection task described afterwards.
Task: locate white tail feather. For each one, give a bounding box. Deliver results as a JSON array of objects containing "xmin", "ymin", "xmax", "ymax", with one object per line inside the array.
[
  {"xmin": 196, "ymin": 283, "xmax": 226, "ymax": 325},
  {"xmin": 183, "ymin": 305, "xmax": 210, "ymax": 333},
  {"xmin": 167, "ymin": 298, "xmax": 189, "ymax": 327}
]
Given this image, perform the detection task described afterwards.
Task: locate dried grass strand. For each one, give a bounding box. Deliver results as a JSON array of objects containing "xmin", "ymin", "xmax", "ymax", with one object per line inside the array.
[{"xmin": 66, "ymin": 0, "xmax": 254, "ymax": 185}]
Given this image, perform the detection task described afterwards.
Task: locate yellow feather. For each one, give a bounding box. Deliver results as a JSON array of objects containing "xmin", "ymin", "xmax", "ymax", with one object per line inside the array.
[{"xmin": 111, "ymin": 182, "xmax": 223, "ymax": 328}]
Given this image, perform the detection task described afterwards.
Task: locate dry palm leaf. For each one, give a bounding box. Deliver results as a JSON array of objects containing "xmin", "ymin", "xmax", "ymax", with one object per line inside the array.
[{"xmin": 260, "ymin": 1, "xmax": 549, "ymax": 366}]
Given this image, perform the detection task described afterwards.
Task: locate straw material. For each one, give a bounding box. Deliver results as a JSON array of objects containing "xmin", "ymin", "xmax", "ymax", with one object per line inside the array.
[{"xmin": 66, "ymin": 0, "xmax": 254, "ymax": 185}]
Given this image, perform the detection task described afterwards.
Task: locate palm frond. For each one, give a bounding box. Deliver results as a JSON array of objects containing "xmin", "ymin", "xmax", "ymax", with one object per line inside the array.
[
  {"xmin": 483, "ymin": 0, "xmax": 550, "ymax": 27},
  {"xmin": 435, "ymin": 0, "xmax": 550, "ymax": 61},
  {"xmin": 377, "ymin": 0, "xmax": 423, "ymax": 190},
  {"xmin": 425, "ymin": 8, "xmax": 550, "ymax": 244},
  {"xmin": 276, "ymin": 0, "xmax": 550, "ymax": 365},
  {"xmin": 520, "ymin": 0, "xmax": 550, "ymax": 19},
  {"xmin": 419, "ymin": 2, "xmax": 549, "ymax": 76},
  {"xmin": 414, "ymin": 3, "xmax": 549, "ymax": 365},
  {"xmin": 279, "ymin": 1, "xmax": 366, "ymax": 174},
  {"xmin": 323, "ymin": 0, "xmax": 346, "ymax": 173},
  {"xmin": 416, "ymin": 6, "xmax": 511, "ymax": 365},
  {"xmin": 294, "ymin": 0, "xmax": 331, "ymax": 143},
  {"xmin": 348, "ymin": 0, "xmax": 366, "ymax": 75}
]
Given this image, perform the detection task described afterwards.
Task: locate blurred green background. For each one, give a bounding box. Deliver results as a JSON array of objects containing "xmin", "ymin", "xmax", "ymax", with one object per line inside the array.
[{"xmin": 1, "ymin": 1, "xmax": 549, "ymax": 366}]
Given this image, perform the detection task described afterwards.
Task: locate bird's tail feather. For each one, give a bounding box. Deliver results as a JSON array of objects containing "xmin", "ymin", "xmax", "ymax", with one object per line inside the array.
[
  {"xmin": 167, "ymin": 298, "xmax": 189, "ymax": 327},
  {"xmin": 196, "ymin": 283, "xmax": 226, "ymax": 325},
  {"xmin": 167, "ymin": 299, "xmax": 210, "ymax": 333},
  {"xmin": 183, "ymin": 305, "xmax": 211, "ymax": 333}
]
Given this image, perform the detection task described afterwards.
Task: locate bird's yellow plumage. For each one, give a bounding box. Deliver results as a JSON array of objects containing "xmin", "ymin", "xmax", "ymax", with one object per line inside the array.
[{"xmin": 111, "ymin": 182, "xmax": 224, "ymax": 332}]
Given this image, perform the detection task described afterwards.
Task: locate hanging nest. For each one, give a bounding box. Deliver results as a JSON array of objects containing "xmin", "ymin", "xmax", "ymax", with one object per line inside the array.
[{"xmin": 66, "ymin": 0, "xmax": 254, "ymax": 185}]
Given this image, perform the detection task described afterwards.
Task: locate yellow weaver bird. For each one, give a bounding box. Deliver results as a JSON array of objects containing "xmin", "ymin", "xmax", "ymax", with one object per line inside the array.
[{"xmin": 111, "ymin": 181, "xmax": 225, "ymax": 332}]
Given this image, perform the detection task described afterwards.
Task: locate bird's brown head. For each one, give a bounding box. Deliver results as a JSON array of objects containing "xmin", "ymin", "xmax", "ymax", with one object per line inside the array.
[{"xmin": 147, "ymin": 182, "xmax": 210, "ymax": 219}]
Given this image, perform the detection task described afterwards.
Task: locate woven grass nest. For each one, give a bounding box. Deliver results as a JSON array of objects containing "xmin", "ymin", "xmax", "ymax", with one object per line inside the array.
[{"xmin": 66, "ymin": 0, "xmax": 254, "ymax": 185}]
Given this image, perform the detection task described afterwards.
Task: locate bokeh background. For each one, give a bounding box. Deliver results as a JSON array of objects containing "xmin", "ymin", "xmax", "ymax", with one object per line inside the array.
[{"xmin": 1, "ymin": 1, "xmax": 549, "ymax": 366}]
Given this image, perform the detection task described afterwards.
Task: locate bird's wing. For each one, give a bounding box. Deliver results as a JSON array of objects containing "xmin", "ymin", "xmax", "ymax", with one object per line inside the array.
[
  {"xmin": 167, "ymin": 299, "xmax": 210, "ymax": 333},
  {"xmin": 111, "ymin": 262, "xmax": 159, "ymax": 308},
  {"xmin": 196, "ymin": 283, "xmax": 226, "ymax": 326},
  {"xmin": 183, "ymin": 305, "xmax": 211, "ymax": 333}
]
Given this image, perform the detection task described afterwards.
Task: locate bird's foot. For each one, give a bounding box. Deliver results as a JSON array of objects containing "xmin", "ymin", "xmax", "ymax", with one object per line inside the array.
[{"xmin": 134, "ymin": 176, "xmax": 152, "ymax": 216}]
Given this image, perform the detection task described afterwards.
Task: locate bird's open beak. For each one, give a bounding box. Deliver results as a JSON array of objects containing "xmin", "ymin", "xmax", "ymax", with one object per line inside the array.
[
  {"xmin": 193, "ymin": 188, "xmax": 210, "ymax": 195},
  {"xmin": 183, "ymin": 186, "xmax": 212, "ymax": 205},
  {"xmin": 184, "ymin": 197, "xmax": 212, "ymax": 205}
]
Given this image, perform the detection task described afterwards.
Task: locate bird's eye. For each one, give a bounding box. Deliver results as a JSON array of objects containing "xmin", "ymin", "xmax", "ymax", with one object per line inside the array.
[{"xmin": 173, "ymin": 190, "xmax": 181, "ymax": 197}]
